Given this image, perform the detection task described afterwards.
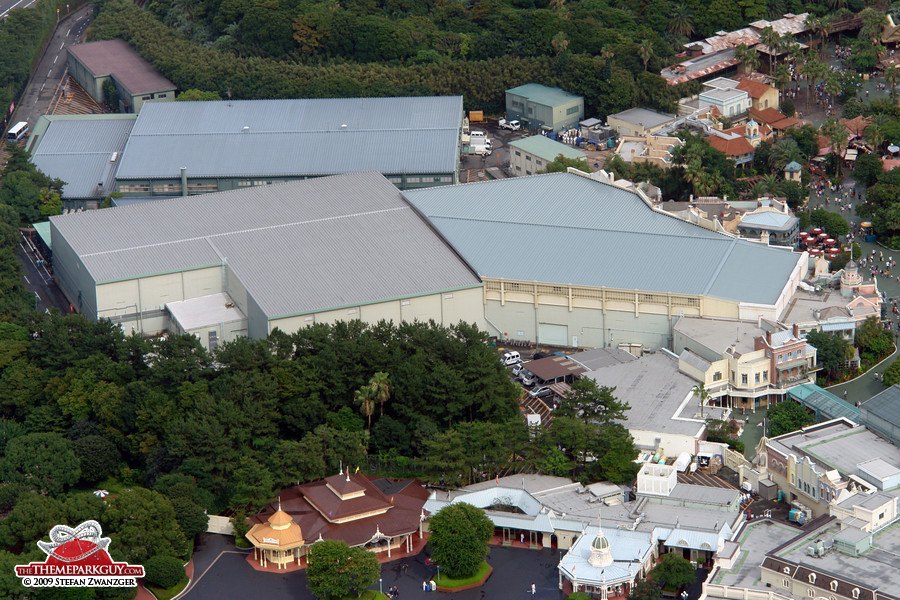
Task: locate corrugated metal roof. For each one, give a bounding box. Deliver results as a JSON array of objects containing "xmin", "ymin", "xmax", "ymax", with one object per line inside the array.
[
  {"xmin": 506, "ymin": 83, "xmax": 582, "ymax": 107},
  {"xmin": 509, "ymin": 135, "xmax": 585, "ymax": 161},
  {"xmin": 31, "ymin": 116, "xmax": 136, "ymax": 199},
  {"xmin": 740, "ymin": 211, "xmax": 797, "ymax": 229},
  {"xmin": 115, "ymin": 97, "xmax": 463, "ymax": 179},
  {"xmin": 404, "ymin": 173, "xmax": 802, "ymax": 305},
  {"xmin": 861, "ymin": 385, "xmax": 900, "ymax": 428},
  {"xmin": 50, "ymin": 171, "xmax": 480, "ymax": 318}
]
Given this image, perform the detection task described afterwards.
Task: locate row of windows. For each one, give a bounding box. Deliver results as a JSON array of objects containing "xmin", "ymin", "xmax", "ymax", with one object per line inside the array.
[
  {"xmin": 732, "ymin": 371, "xmax": 768, "ymax": 385},
  {"xmin": 782, "ymin": 576, "xmax": 859, "ymax": 598},
  {"xmin": 777, "ymin": 349, "xmax": 804, "ymax": 363},
  {"xmin": 566, "ymin": 105, "xmax": 580, "ymax": 115}
]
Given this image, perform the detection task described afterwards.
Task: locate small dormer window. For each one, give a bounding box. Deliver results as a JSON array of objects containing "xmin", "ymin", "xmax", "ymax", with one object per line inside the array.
[
  {"xmin": 809, "ymin": 574, "xmax": 816, "ymax": 584},
  {"xmin": 852, "ymin": 589, "xmax": 860, "ymax": 599},
  {"xmin": 831, "ymin": 581, "xmax": 838, "ymax": 592},
  {"xmin": 784, "ymin": 567, "xmax": 791, "ymax": 574}
]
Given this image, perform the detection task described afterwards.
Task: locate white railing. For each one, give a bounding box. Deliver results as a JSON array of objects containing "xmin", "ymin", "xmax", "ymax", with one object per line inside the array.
[{"xmin": 702, "ymin": 583, "xmax": 793, "ymax": 600}]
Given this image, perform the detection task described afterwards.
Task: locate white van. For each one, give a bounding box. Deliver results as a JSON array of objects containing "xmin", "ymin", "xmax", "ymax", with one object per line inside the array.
[{"xmin": 502, "ymin": 351, "xmax": 521, "ymax": 365}]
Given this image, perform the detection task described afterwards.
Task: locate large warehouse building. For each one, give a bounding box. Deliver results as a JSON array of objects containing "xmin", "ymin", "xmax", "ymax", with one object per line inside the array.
[
  {"xmin": 49, "ymin": 172, "xmax": 484, "ymax": 349},
  {"xmin": 404, "ymin": 170, "xmax": 806, "ymax": 350},
  {"xmin": 27, "ymin": 114, "xmax": 137, "ymax": 210},
  {"xmin": 112, "ymin": 96, "xmax": 464, "ymax": 196}
]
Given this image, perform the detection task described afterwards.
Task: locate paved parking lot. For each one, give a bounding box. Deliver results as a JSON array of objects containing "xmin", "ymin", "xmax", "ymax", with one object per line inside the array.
[{"xmin": 182, "ymin": 535, "xmax": 567, "ymax": 600}]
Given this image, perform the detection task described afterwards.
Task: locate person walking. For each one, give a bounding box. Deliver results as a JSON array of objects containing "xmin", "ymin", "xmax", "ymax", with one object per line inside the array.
[{"xmin": 531, "ymin": 583, "xmax": 536, "ymax": 595}]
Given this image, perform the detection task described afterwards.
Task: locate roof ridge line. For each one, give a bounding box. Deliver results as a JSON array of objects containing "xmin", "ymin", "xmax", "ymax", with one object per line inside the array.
[
  {"xmin": 702, "ymin": 238, "xmax": 738, "ymax": 296},
  {"xmin": 79, "ymin": 205, "xmax": 409, "ymax": 259}
]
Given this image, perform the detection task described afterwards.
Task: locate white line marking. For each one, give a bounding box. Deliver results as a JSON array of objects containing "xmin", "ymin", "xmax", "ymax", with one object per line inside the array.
[
  {"xmin": 0, "ymin": 0, "xmax": 35, "ymax": 18},
  {"xmin": 53, "ymin": 55, "xmax": 58, "ymax": 64},
  {"xmin": 66, "ymin": 28, "xmax": 70, "ymax": 35},
  {"xmin": 59, "ymin": 42, "xmax": 64, "ymax": 50},
  {"xmin": 47, "ymin": 69, "xmax": 52, "ymax": 77},
  {"xmin": 23, "ymin": 276, "xmax": 30, "ymax": 284}
]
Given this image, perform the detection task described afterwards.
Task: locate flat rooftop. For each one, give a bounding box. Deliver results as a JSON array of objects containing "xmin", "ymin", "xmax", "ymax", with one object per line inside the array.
[
  {"xmin": 509, "ymin": 135, "xmax": 584, "ymax": 161},
  {"xmin": 585, "ymin": 351, "xmax": 727, "ymax": 438},
  {"xmin": 713, "ymin": 520, "xmax": 804, "ymax": 590},
  {"xmin": 674, "ymin": 316, "xmax": 762, "ymax": 356},
  {"xmin": 166, "ymin": 292, "xmax": 246, "ymax": 331},
  {"xmin": 769, "ymin": 420, "xmax": 900, "ymax": 477},
  {"xmin": 608, "ymin": 107, "xmax": 675, "ymax": 129},
  {"xmin": 775, "ymin": 520, "xmax": 900, "ymax": 598}
]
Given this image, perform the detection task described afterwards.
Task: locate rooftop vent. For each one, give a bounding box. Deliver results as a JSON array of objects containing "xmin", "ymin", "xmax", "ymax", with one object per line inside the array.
[
  {"xmin": 109, "ymin": 152, "xmax": 118, "ymax": 162},
  {"xmin": 242, "ymin": 126, "xmax": 250, "ymax": 133},
  {"xmin": 341, "ymin": 123, "xmax": 348, "ymax": 128}
]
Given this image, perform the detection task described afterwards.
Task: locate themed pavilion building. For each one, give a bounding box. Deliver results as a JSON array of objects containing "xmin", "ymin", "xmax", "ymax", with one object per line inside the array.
[
  {"xmin": 247, "ymin": 471, "xmax": 428, "ymax": 569},
  {"xmin": 558, "ymin": 525, "xmax": 656, "ymax": 599}
]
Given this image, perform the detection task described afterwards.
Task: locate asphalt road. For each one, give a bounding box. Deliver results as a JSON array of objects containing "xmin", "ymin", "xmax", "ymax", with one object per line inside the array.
[
  {"xmin": 18, "ymin": 235, "xmax": 70, "ymax": 313},
  {"xmin": 0, "ymin": 0, "xmax": 37, "ymax": 19},
  {"xmin": 9, "ymin": 6, "xmax": 92, "ymax": 130}
]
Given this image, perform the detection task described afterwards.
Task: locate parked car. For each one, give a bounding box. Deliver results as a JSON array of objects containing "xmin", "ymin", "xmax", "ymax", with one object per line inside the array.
[
  {"xmin": 529, "ymin": 386, "xmax": 552, "ymax": 399},
  {"xmin": 499, "ymin": 119, "xmax": 521, "ymax": 131},
  {"xmin": 519, "ymin": 371, "xmax": 537, "ymax": 386},
  {"xmin": 512, "ymin": 363, "xmax": 526, "ymax": 377},
  {"xmin": 502, "ymin": 351, "xmax": 521, "ymax": 366},
  {"xmin": 532, "ymin": 351, "xmax": 550, "ymax": 360}
]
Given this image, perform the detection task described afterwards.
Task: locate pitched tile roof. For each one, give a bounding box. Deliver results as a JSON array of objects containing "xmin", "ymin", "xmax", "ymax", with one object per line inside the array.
[
  {"xmin": 707, "ymin": 134, "xmax": 755, "ymax": 156},
  {"xmin": 736, "ymin": 77, "xmax": 775, "ymax": 99}
]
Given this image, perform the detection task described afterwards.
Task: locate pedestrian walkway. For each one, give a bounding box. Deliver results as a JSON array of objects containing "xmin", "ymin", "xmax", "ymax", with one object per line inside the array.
[{"xmin": 805, "ymin": 176, "xmax": 899, "ymax": 406}]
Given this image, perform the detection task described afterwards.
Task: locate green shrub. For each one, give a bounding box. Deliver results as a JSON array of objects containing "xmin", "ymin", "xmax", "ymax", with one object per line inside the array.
[{"xmin": 143, "ymin": 555, "xmax": 185, "ymax": 589}]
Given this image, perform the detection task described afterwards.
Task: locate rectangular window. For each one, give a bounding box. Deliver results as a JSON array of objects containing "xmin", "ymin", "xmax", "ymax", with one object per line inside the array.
[
  {"xmin": 879, "ymin": 512, "xmax": 885, "ymax": 519},
  {"xmin": 755, "ymin": 373, "xmax": 760, "ymax": 384},
  {"xmin": 387, "ymin": 177, "xmax": 402, "ymax": 183},
  {"xmin": 186, "ymin": 182, "xmax": 218, "ymax": 192},
  {"xmin": 742, "ymin": 374, "xmax": 748, "ymax": 385},
  {"xmin": 713, "ymin": 372, "xmax": 722, "ymax": 381},
  {"xmin": 151, "ymin": 183, "xmax": 181, "ymax": 193},
  {"xmin": 157, "ymin": 93, "xmax": 167, "ymax": 98},
  {"xmin": 526, "ymin": 171, "xmax": 532, "ymax": 175},
  {"xmin": 142, "ymin": 95, "xmax": 151, "ymax": 100},
  {"xmin": 515, "ymin": 166, "xmax": 522, "ymax": 171},
  {"xmin": 536, "ymin": 160, "xmax": 543, "ymax": 166},
  {"xmin": 763, "ymin": 371, "xmax": 768, "ymax": 382},
  {"xmin": 526, "ymin": 155, "xmax": 532, "ymax": 161},
  {"xmin": 731, "ymin": 370, "xmax": 736, "ymax": 382},
  {"xmin": 438, "ymin": 176, "xmax": 452, "ymax": 182},
  {"xmin": 406, "ymin": 177, "xmax": 421, "ymax": 183},
  {"xmin": 784, "ymin": 580, "xmax": 790, "ymax": 588},
  {"xmin": 515, "ymin": 151, "xmax": 522, "ymax": 156},
  {"xmin": 566, "ymin": 105, "xmax": 580, "ymax": 115},
  {"xmin": 118, "ymin": 183, "xmax": 151, "ymax": 193},
  {"xmin": 237, "ymin": 180, "xmax": 252, "ymax": 187}
]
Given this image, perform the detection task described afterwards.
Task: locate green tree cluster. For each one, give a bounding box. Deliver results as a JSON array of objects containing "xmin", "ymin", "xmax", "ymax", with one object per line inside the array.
[
  {"xmin": 766, "ymin": 401, "xmax": 815, "ymax": 437},
  {"xmin": 307, "ymin": 540, "xmax": 380, "ymax": 600},
  {"xmin": 806, "ymin": 330, "xmax": 854, "ymax": 382},
  {"xmin": 428, "ymin": 502, "xmax": 493, "ymax": 579},
  {"xmin": 89, "ymin": 0, "xmax": 696, "ymax": 119}
]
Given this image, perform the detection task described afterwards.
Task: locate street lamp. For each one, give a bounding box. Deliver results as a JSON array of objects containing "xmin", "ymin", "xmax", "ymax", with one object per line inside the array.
[{"xmin": 379, "ymin": 578, "xmax": 382, "ymax": 596}]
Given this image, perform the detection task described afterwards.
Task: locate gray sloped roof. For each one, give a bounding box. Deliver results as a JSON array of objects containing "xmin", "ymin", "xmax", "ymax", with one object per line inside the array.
[
  {"xmin": 861, "ymin": 385, "xmax": 900, "ymax": 428},
  {"xmin": 49, "ymin": 171, "xmax": 481, "ymax": 318},
  {"xmin": 404, "ymin": 173, "xmax": 802, "ymax": 305},
  {"xmin": 68, "ymin": 40, "xmax": 175, "ymax": 95},
  {"xmin": 115, "ymin": 97, "xmax": 462, "ymax": 180},
  {"xmin": 30, "ymin": 116, "xmax": 136, "ymax": 199}
]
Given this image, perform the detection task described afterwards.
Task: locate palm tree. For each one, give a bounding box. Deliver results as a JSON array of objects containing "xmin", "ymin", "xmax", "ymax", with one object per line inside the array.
[
  {"xmin": 668, "ymin": 3, "xmax": 695, "ymax": 38},
  {"xmin": 821, "ymin": 117, "xmax": 849, "ymax": 177},
  {"xmin": 638, "ymin": 39, "xmax": 654, "ymax": 71},
  {"xmin": 768, "ymin": 138, "xmax": 805, "ymax": 171},
  {"xmin": 551, "ymin": 31, "xmax": 569, "ymax": 56},
  {"xmin": 354, "ymin": 385, "xmax": 375, "ymax": 430},
  {"xmin": 369, "ymin": 372, "xmax": 391, "ymax": 416},
  {"xmin": 692, "ymin": 383, "xmax": 709, "ymax": 418},
  {"xmin": 752, "ymin": 174, "xmax": 781, "ymax": 197},
  {"xmin": 866, "ymin": 114, "xmax": 889, "ymax": 152},
  {"xmin": 734, "ymin": 43, "xmax": 760, "ymax": 75},
  {"xmin": 759, "ymin": 26, "xmax": 781, "ymax": 74},
  {"xmin": 774, "ymin": 63, "xmax": 791, "ymax": 94}
]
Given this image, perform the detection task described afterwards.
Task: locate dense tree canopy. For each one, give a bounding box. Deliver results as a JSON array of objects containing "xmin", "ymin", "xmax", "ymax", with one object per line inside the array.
[
  {"xmin": 428, "ymin": 502, "xmax": 494, "ymax": 579},
  {"xmin": 766, "ymin": 401, "xmax": 815, "ymax": 437},
  {"xmin": 306, "ymin": 540, "xmax": 381, "ymax": 600}
]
